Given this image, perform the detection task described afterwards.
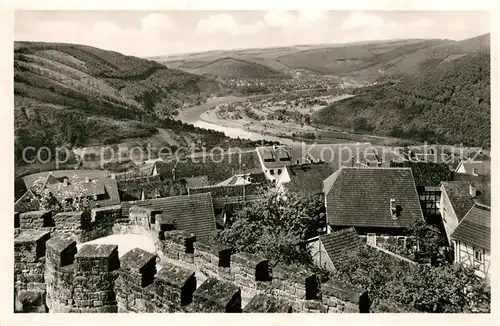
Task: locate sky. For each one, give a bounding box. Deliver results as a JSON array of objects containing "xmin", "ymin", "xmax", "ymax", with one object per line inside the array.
[{"xmin": 14, "ymin": 11, "xmax": 490, "ymax": 57}]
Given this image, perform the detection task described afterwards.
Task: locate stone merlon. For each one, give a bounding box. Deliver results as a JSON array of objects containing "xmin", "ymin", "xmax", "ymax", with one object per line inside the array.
[
  {"xmin": 155, "ymin": 264, "xmax": 195, "ymax": 289},
  {"xmin": 193, "ymin": 278, "xmax": 241, "ymax": 312},
  {"xmin": 243, "ymin": 293, "xmax": 293, "ymax": 313},
  {"xmin": 46, "ymin": 235, "xmax": 77, "ymax": 267}
]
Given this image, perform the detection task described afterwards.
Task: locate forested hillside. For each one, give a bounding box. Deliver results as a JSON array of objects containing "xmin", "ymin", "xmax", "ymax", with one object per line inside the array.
[
  {"xmin": 191, "ymin": 57, "xmax": 288, "ymax": 79},
  {"xmin": 14, "ymin": 42, "xmax": 225, "ymax": 163},
  {"xmin": 313, "ymin": 52, "xmax": 490, "ymax": 148}
]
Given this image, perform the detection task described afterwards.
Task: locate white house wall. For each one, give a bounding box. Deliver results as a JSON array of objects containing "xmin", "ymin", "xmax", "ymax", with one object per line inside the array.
[{"xmin": 453, "ymin": 240, "xmax": 491, "ymax": 279}]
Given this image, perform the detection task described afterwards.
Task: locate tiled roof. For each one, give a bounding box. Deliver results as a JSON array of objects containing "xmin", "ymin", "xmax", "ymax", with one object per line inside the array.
[
  {"xmin": 14, "ymin": 189, "xmax": 41, "ymax": 213},
  {"xmin": 122, "ymin": 193, "xmax": 216, "ymax": 241},
  {"xmin": 324, "ymin": 167, "xmax": 423, "ymax": 228},
  {"xmin": 282, "ymin": 163, "xmax": 335, "ymax": 194},
  {"xmin": 22, "ymin": 170, "xmax": 110, "ymax": 189},
  {"xmin": 451, "ymin": 204, "xmax": 490, "ymax": 251},
  {"xmin": 320, "ymin": 227, "xmax": 361, "ymax": 261},
  {"xmin": 440, "ymin": 181, "xmax": 488, "ymax": 222},
  {"xmin": 98, "ymin": 178, "xmax": 121, "ymax": 207},
  {"xmin": 45, "ymin": 177, "xmax": 106, "ymax": 200}
]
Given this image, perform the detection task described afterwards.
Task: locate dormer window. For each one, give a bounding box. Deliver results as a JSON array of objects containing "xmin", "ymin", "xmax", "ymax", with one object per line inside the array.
[{"xmin": 390, "ymin": 198, "xmax": 402, "ymax": 218}]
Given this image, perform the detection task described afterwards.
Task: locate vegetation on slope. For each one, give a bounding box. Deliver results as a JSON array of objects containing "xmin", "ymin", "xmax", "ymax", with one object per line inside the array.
[
  {"xmin": 192, "ymin": 57, "xmax": 288, "ymax": 79},
  {"xmin": 313, "ymin": 52, "xmax": 490, "ymax": 148},
  {"xmin": 13, "ymin": 42, "xmax": 256, "ymax": 164}
]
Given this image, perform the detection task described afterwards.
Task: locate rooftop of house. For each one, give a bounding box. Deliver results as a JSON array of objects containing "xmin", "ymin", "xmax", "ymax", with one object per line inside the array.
[
  {"xmin": 122, "ymin": 192, "xmax": 217, "ymax": 241},
  {"xmin": 319, "ymin": 227, "xmax": 361, "ymax": 261},
  {"xmin": 277, "ymin": 162, "xmax": 335, "ymax": 194},
  {"xmin": 44, "ymin": 175, "xmax": 106, "ymax": 199},
  {"xmin": 22, "ymin": 170, "xmax": 110, "ymax": 189},
  {"xmin": 324, "ymin": 167, "xmax": 423, "ymax": 229},
  {"xmin": 257, "ymin": 145, "xmax": 315, "ymax": 169},
  {"xmin": 440, "ymin": 181, "xmax": 489, "ymax": 222},
  {"xmin": 451, "ymin": 203, "xmax": 490, "ymax": 251},
  {"xmin": 14, "ymin": 189, "xmax": 41, "ymax": 213},
  {"xmin": 455, "ymin": 160, "xmax": 491, "ymax": 175}
]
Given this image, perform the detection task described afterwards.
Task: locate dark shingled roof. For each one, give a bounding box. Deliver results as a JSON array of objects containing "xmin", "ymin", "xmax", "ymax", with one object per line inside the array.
[
  {"xmin": 451, "ymin": 204, "xmax": 490, "ymax": 251},
  {"xmin": 121, "ymin": 248, "xmax": 156, "ymax": 271},
  {"xmin": 324, "ymin": 167, "xmax": 423, "ymax": 229},
  {"xmin": 319, "ymin": 227, "xmax": 361, "ymax": 261},
  {"xmin": 121, "ymin": 193, "xmax": 216, "ymax": 241},
  {"xmin": 14, "ymin": 189, "xmax": 41, "ymax": 213},
  {"xmin": 280, "ymin": 162, "xmax": 335, "ymax": 194},
  {"xmin": 441, "ymin": 181, "xmax": 488, "ymax": 222}
]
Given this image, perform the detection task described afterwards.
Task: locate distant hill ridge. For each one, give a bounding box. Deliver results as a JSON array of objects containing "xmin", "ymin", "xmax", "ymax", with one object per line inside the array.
[
  {"xmin": 154, "ymin": 34, "xmax": 489, "ymax": 82},
  {"xmin": 313, "ymin": 50, "xmax": 490, "ymax": 148}
]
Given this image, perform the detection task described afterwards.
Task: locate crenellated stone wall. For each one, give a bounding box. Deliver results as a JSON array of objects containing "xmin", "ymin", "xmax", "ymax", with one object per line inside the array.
[
  {"xmin": 14, "ymin": 206, "xmax": 374, "ymax": 313},
  {"xmin": 14, "ymin": 230, "xmax": 51, "ymax": 313}
]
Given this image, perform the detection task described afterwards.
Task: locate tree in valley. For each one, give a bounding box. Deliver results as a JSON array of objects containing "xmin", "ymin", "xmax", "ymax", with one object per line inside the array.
[{"xmin": 217, "ymin": 189, "xmax": 325, "ymax": 264}]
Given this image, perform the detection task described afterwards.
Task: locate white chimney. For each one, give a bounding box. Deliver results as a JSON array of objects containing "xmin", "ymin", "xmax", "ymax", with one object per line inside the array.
[
  {"xmin": 63, "ymin": 177, "xmax": 69, "ymax": 186},
  {"xmin": 111, "ymin": 173, "xmax": 116, "ymax": 179},
  {"xmin": 84, "ymin": 177, "xmax": 90, "ymax": 184},
  {"xmin": 469, "ymin": 184, "xmax": 476, "ymax": 197}
]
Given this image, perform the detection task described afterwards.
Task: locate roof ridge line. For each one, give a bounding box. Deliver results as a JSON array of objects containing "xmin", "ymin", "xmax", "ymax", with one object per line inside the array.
[{"xmin": 124, "ymin": 191, "xmax": 211, "ymax": 205}]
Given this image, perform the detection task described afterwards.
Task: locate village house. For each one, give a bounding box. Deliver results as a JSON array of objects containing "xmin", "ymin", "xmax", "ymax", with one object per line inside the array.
[
  {"xmin": 120, "ymin": 192, "xmax": 217, "ymax": 242},
  {"xmin": 275, "ymin": 162, "xmax": 335, "ymax": 198},
  {"xmin": 307, "ymin": 227, "xmax": 361, "ymax": 272},
  {"xmin": 15, "ymin": 170, "xmax": 120, "ymax": 212},
  {"xmin": 116, "ymin": 174, "xmax": 163, "ymax": 201},
  {"xmin": 450, "ymin": 203, "xmax": 491, "ymax": 279},
  {"xmin": 438, "ymin": 181, "xmax": 490, "ymax": 245},
  {"xmin": 255, "ymin": 145, "xmax": 316, "ymax": 181},
  {"xmin": 454, "ymin": 160, "xmax": 491, "ymax": 176},
  {"xmin": 323, "ymin": 167, "xmax": 424, "ymax": 237}
]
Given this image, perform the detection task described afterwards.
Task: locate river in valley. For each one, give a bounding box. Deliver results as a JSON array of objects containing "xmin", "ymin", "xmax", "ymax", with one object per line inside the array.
[{"xmin": 177, "ymin": 95, "xmax": 304, "ymax": 145}]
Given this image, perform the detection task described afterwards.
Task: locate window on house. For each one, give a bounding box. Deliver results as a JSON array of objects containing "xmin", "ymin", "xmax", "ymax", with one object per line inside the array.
[
  {"xmin": 270, "ymin": 169, "xmax": 275, "ymax": 175},
  {"xmin": 277, "ymin": 169, "xmax": 282, "ymax": 175},
  {"xmin": 474, "ymin": 248, "xmax": 483, "ymax": 262}
]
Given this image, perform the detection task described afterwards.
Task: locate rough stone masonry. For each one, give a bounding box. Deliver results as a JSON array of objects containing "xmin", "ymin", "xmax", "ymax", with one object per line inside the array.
[{"xmin": 13, "ymin": 205, "xmax": 376, "ymax": 313}]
